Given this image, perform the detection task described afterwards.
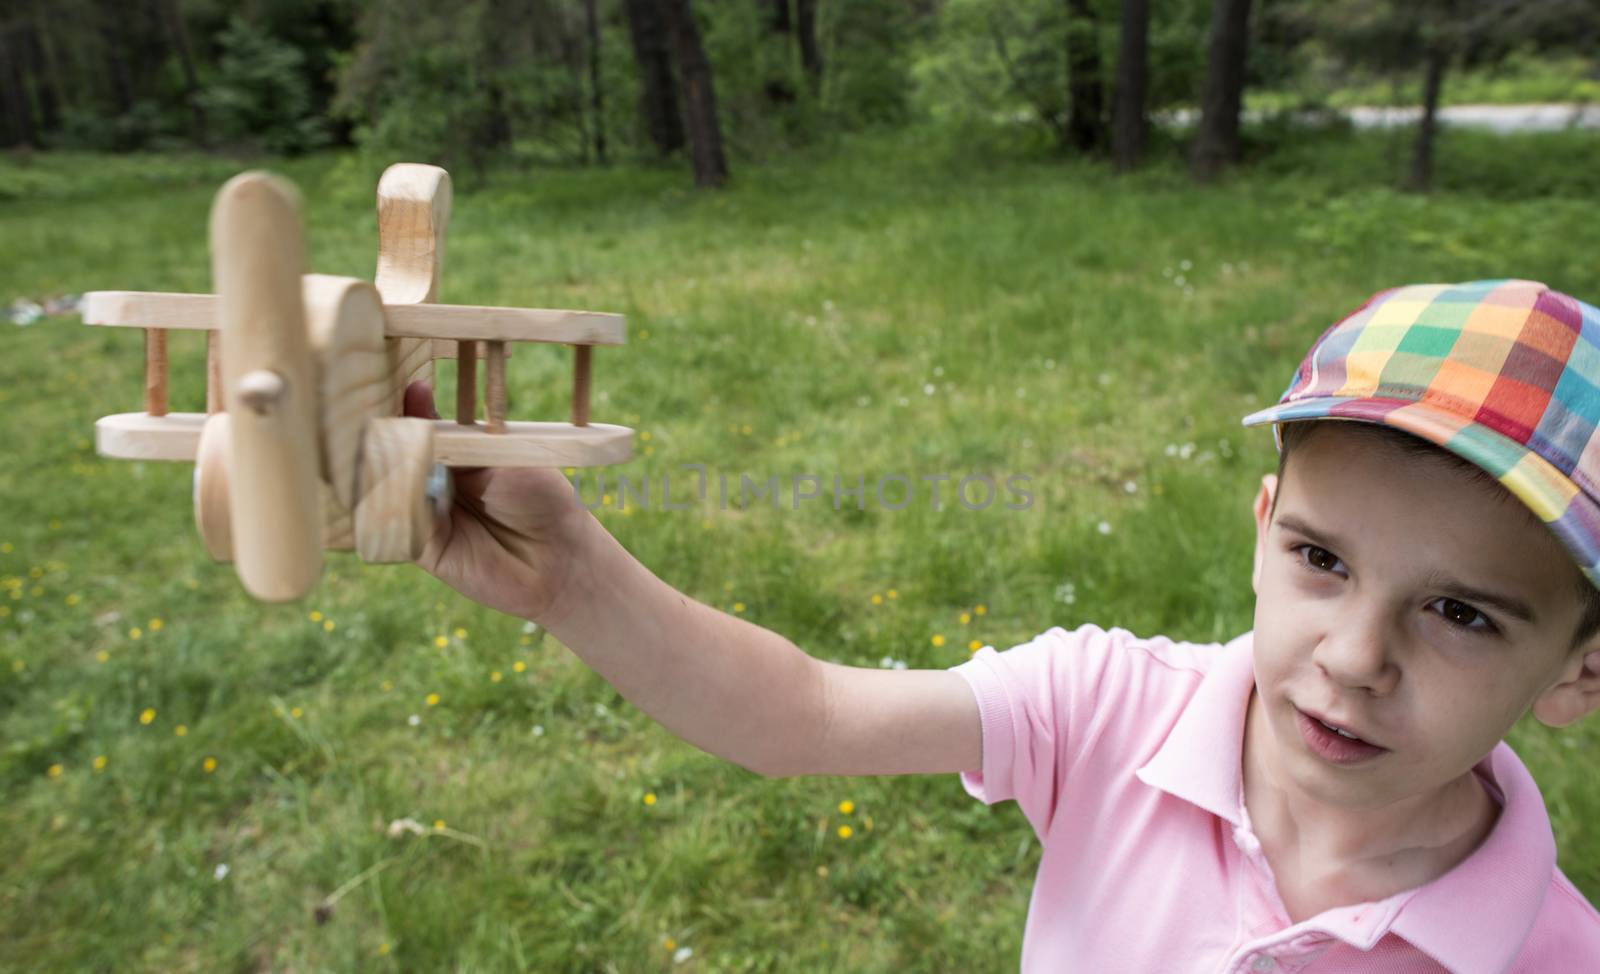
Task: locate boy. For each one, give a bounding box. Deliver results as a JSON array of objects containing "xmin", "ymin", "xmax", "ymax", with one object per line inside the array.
[{"xmin": 405, "ymin": 278, "xmax": 1600, "ymax": 970}]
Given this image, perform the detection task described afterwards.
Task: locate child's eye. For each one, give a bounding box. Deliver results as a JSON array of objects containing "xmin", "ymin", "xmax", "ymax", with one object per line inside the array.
[
  {"xmin": 1428, "ymin": 597, "xmax": 1498, "ymax": 635},
  {"xmin": 1293, "ymin": 544, "xmax": 1345, "ymax": 575}
]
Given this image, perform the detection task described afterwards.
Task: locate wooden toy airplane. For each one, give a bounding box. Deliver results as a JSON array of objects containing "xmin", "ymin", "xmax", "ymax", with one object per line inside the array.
[{"xmin": 83, "ymin": 164, "xmax": 631, "ymax": 603}]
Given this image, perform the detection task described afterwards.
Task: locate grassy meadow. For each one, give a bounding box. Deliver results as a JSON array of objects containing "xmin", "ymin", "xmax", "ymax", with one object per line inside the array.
[{"xmin": 3, "ymin": 123, "xmax": 1600, "ymax": 971}]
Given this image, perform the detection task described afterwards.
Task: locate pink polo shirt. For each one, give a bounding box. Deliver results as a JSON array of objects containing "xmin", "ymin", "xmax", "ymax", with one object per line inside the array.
[{"xmin": 949, "ymin": 624, "xmax": 1600, "ymax": 973}]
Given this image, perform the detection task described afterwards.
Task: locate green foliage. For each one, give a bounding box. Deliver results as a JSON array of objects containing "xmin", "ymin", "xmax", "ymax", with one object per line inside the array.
[
  {"xmin": 198, "ymin": 17, "xmax": 332, "ymax": 155},
  {"xmin": 909, "ymin": 0, "xmax": 1214, "ymax": 141}
]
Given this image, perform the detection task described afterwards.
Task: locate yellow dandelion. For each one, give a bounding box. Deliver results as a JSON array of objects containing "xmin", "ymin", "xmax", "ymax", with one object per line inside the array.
[
  {"xmin": 887, "ymin": 589, "xmax": 898, "ymax": 600},
  {"xmin": 433, "ymin": 819, "xmax": 446, "ymax": 831},
  {"xmin": 290, "ymin": 707, "xmax": 303, "ymax": 719},
  {"xmin": 0, "ymin": 542, "xmax": 10, "ymax": 553},
  {"xmin": 838, "ymin": 800, "xmax": 855, "ymax": 815},
  {"xmin": 975, "ymin": 604, "xmax": 987, "ymax": 616},
  {"xmin": 309, "ymin": 611, "xmax": 323, "ymax": 622},
  {"xmin": 323, "ymin": 619, "xmax": 335, "ymax": 632},
  {"xmin": 378, "ymin": 943, "xmax": 390, "ymax": 956},
  {"xmin": 65, "ymin": 593, "xmax": 81, "ymax": 606},
  {"xmin": 425, "ymin": 693, "xmax": 440, "ymax": 707},
  {"xmin": 519, "ymin": 635, "xmax": 532, "ymax": 646},
  {"xmin": 733, "ymin": 602, "xmax": 745, "ymax": 614},
  {"xmin": 644, "ymin": 445, "xmax": 655, "ymax": 457},
  {"xmin": 129, "ymin": 627, "xmax": 142, "ymax": 640},
  {"xmin": 601, "ymin": 493, "xmax": 612, "ymax": 506},
  {"xmin": 453, "ymin": 627, "xmax": 467, "ymax": 639},
  {"xmin": 640, "ymin": 431, "xmax": 653, "ymax": 442},
  {"xmin": 664, "ymin": 937, "xmax": 677, "ymax": 951},
  {"xmin": 48, "ymin": 519, "xmax": 61, "ymax": 531},
  {"xmin": 29, "ymin": 567, "xmax": 42, "ymax": 579},
  {"xmin": 139, "ymin": 708, "xmax": 156, "ymax": 725},
  {"xmin": 95, "ymin": 650, "xmax": 109, "ymax": 663},
  {"xmin": 817, "ymin": 865, "xmax": 829, "ymax": 877},
  {"xmin": 47, "ymin": 763, "xmax": 63, "ymax": 778},
  {"xmin": 959, "ymin": 612, "xmax": 971, "ymax": 624},
  {"xmin": 174, "ymin": 724, "xmax": 188, "ymax": 737},
  {"xmin": 433, "ymin": 635, "xmax": 448, "ymax": 648},
  {"xmin": 148, "ymin": 618, "xmax": 163, "ymax": 631},
  {"xmin": 870, "ymin": 593, "xmax": 883, "ymax": 605},
  {"xmin": 741, "ymin": 424, "xmax": 753, "ymax": 435},
  {"xmin": 490, "ymin": 671, "xmax": 503, "ymax": 683},
  {"xmin": 968, "ymin": 639, "xmax": 982, "ymax": 652},
  {"xmin": 380, "ymin": 680, "xmax": 393, "ymax": 692},
  {"xmin": 93, "ymin": 755, "xmax": 107, "ymax": 772},
  {"xmin": 837, "ymin": 825, "xmax": 853, "ymax": 840},
  {"xmin": 513, "ymin": 661, "xmax": 526, "ymax": 673},
  {"xmin": 643, "ymin": 792, "xmax": 657, "ymax": 806},
  {"xmin": 202, "ymin": 756, "xmax": 217, "ymax": 773},
  {"xmin": 11, "ymin": 659, "xmax": 23, "ymax": 672},
  {"xmin": 931, "ymin": 634, "xmax": 946, "ymax": 648}
]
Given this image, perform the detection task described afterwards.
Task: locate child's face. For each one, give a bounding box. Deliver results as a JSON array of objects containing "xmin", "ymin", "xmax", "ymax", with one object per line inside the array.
[{"xmin": 1249, "ymin": 422, "xmax": 1598, "ymax": 811}]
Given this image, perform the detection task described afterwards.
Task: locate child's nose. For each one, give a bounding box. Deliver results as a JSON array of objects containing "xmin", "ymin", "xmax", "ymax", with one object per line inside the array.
[{"xmin": 1312, "ymin": 611, "xmax": 1400, "ymax": 697}]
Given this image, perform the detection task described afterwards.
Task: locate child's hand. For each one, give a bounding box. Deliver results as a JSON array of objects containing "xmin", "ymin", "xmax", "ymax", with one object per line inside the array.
[{"xmin": 402, "ymin": 381, "xmax": 587, "ymax": 622}]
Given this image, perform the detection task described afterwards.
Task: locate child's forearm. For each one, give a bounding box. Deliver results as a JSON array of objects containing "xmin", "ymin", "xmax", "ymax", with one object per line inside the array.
[{"xmin": 538, "ymin": 514, "xmax": 825, "ymax": 778}]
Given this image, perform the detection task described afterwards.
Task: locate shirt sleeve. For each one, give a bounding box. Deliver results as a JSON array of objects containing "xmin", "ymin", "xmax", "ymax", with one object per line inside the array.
[{"xmin": 946, "ymin": 624, "xmax": 1135, "ymax": 837}]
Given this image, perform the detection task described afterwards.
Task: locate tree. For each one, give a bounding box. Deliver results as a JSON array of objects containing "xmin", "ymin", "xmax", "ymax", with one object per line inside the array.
[
  {"xmin": 795, "ymin": 0, "xmax": 822, "ymax": 89},
  {"xmin": 1190, "ymin": 0, "xmax": 1253, "ymax": 182},
  {"xmin": 1110, "ymin": 0, "xmax": 1149, "ymax": 171},
  {"xmin": 1064, "ymin": 0, "xmax": 1107, "ymax": 153},
  {"xmin": 623, "ymin": 0, "xmax": 685, "ymax": 156},
  {"xmin": 584, "ymin": 0, "xmax": 606, "ymax": 164},
  {"xmin": 659, "ymin": 0, "xmax": 729, "ymax": 187}
]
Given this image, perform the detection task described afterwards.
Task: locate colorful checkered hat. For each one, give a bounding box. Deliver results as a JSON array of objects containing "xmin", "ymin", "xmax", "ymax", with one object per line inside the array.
[{"xmin": 1240, "ymin": 279, "xmax": 1600, "ymax": 588}]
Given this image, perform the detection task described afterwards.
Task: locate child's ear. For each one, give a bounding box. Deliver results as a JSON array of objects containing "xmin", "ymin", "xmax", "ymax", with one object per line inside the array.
[
  {"xmin": 1531, "ymin": 644, "xmax": 1600, "ymax": 728},
  {"xmin": 1251, "ymin": 474, "xmax": 1278, "ymax": 594}
]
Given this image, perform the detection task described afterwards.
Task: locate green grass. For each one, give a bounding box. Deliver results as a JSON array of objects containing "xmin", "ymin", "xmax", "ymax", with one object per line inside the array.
[{"xmin": 2, "ymin": 124, "xmax": 1599, "ymax": 971}]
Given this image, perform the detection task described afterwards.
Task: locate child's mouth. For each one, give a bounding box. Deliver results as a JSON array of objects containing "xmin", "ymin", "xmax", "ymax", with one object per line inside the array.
[{"xmin": 1294, "ymin": 707, "xmax": 1387, "ymax": 765}]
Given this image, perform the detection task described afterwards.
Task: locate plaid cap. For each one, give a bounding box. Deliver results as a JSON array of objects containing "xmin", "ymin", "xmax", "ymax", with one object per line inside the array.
[{"xmin": 1240, "ymin": 279, "xmax": 1600, "ymax": 589}]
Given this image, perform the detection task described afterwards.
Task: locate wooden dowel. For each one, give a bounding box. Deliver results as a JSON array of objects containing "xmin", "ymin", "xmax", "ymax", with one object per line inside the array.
[
  {"xmin": 486, "ymin": 340, "xmax": 507, "ymax": 434},
  {"xmin": 455, "ymin": 339, "xmax": 477, "ymax": 426},
  {"xmin": 144, "ymin": 328, "xmax": 168, "ymax": 416},
  {"xmin": 206, "ymin": 331, "xmax": 222, "ymax": 413},
  {"xmin": 572, "ymin": 344, "xmax": 591, "ymax": 427}
]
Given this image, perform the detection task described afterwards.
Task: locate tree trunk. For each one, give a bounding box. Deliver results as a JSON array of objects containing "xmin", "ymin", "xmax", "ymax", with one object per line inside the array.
[
  {"xmin": 659, "ymin": 0, "xmax": 729, "ymax": 188},
  {"xmin": 795, "ymin": 0, "xmax": 822, "ymax": 90},
  {"xmin": 1408, "ymin": 44, "xmax": 1448, "ymax": 192},
  {"xmin": 0, "ymin": 26, "xmax": 37, "ymax": 148},
  {"xmin": 1065, "ymin": 0, "xmax": 1106, "ymax": 153},
  {"xmin": 1190, "ymin": 0, "xmax": 1253, "ymax": 182},
  {"xmin": 585, "ymin": 0, "xmax": 607, "ymax": 164},
  {"xmin": 623, "ymin": 0, "xmax": 685, "ymax": 156},
  {"xmin": 1111, "ymin": 0, "xmax": 1149, "ymax": 172},
  {"xmin": 769, "ymin": 0, "xmax": 791, "ymax": 33},
  {"xmin": 158, "ymin": 0, "xmax": 206, "ymax": 144},
  {"xmin": 99, "ymin": 13, "xmax": 135, "ymax": 115}
]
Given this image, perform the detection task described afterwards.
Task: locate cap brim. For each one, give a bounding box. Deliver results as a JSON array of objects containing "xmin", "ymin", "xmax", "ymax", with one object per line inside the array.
[{"xmin": 1241, "ymin": 396, "xmax": 1600, "ymax": 588}]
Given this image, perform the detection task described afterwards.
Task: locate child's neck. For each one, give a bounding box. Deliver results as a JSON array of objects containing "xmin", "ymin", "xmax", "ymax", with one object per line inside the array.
[{"xmin": 1241, "ymin": 687, "xmax": 1500, "ymax": 921}]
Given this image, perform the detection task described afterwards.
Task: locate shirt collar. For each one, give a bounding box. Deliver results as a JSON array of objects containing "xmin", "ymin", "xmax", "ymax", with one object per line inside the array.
[{"xmin": 1134, "ymin": 631, "xmax": 1556, "ymax": 974}]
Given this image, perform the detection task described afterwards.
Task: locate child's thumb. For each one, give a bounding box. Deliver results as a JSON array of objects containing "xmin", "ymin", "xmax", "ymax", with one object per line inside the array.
[{"xmin": 403, "ymin": 381, "xmax": 440, "ymax": 420}]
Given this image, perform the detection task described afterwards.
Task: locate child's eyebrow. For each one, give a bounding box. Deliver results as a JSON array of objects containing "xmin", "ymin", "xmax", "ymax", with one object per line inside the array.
[{"xmin": 1275, "ymin": 513, "xmax": 1539, "ymax": 625}]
